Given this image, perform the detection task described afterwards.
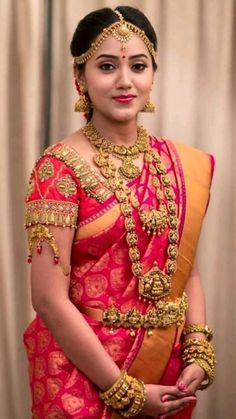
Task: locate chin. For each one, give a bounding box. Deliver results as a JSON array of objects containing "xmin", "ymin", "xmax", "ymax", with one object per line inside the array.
[{"xmin": 110, "ymin": 109, "xmax": 138, "ymax": 123}]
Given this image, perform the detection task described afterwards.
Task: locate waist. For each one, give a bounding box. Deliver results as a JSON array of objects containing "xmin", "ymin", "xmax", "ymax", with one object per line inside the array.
[{"xmin": 77, "ymin": 293, "xmax": 188, "ymax": 337}]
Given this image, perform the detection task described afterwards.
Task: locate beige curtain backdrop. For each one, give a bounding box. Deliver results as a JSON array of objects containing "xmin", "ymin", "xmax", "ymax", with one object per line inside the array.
[{"xmin": 0, "ymin": 0, "xmax": 235, "ymax": 418}]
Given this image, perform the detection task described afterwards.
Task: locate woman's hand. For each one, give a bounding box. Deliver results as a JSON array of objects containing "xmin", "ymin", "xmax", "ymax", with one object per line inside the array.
[
  {"xmin": 141, "ymin": 384, "xmax": 197, "ymax": 417},
  {"xmin": 176, "ymin": 363, "xmax": 206, "ymax": 395}
]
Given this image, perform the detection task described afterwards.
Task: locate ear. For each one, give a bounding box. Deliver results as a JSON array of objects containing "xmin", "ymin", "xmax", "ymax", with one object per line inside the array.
[{"xmin": 73, "ymin": 65, "xmax": 86, "ymax": 86}]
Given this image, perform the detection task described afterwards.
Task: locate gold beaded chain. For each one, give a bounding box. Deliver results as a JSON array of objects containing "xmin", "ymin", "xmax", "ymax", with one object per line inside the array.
[{"xmin": 81, "ymin": 123, "xmax": 179, "ymax": 304}]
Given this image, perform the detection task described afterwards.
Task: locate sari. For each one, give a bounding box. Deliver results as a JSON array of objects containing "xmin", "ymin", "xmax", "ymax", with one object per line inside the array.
[{"xmin": 24, "ymin": 135, "xmax": 214, "ymax": 419}]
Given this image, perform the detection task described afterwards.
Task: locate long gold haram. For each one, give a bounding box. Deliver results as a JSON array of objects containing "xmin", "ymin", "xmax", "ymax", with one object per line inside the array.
[{"xmin": 81, "ymin": 124, "xmax": 179, "ymax": 304}]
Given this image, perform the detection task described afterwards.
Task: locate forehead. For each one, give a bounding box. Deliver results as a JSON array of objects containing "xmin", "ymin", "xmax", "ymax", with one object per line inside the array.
[{"xmin": 92, "ymin": 33, "xmax": 151, "ymax": 58}]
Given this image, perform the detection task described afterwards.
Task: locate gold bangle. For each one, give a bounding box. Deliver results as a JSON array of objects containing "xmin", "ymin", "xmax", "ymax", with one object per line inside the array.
[
  {"xmin": 183, "ymin": 324, "xmax": 213, "ymax": 341},
  {"xmin": 183, "ymin": 337, "xmax": 210, "ymax": 349},
  {"xmin": 99, "ymin": 371, "xmax": 146, "ymax": 415},
  {"xmin": 100, "ymin": 370, "xmax": 127, "ymax": 402},
  {"xmin": 182, "ymin": 339, "xmax": 216, "ymax": 390},
  {"xmin": 119, "ymin": 379, "xmax": 146, "ymax": 417}
]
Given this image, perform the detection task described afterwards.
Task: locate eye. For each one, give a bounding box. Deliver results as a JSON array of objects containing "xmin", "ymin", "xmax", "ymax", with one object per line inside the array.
[
  {"xmin": 132, "ymin": 63, "xmax": 147, "ymax": 72},
  {"xmin": 99, "ymin": 63, "xmax": 116, "ymax": 71}
]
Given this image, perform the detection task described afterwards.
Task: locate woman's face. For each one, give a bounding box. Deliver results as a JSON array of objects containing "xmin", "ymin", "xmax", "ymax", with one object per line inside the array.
[{"xmin": 78, "ymin": 33, "xmax": 155, "ymax": 123}]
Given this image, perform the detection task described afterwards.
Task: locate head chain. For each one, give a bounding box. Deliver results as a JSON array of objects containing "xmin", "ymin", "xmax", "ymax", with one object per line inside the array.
[{"xmin": 74, "ymin": 9, "xmax": 157, "ymax": 65}]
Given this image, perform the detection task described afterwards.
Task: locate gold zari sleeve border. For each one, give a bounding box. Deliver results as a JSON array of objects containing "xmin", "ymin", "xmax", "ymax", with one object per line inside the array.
[{"xmin": 25, "ymin": 199, "xmax": 78, "ymax": 229}]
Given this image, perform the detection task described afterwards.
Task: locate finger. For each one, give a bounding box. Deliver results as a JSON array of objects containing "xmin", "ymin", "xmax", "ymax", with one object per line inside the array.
[
  {"xmin": 162, "ymin": 395, "xmax": 196, "ymax": 414},
  {"xmin": 162, "ymin": 405, "xmax": 188, "ymax": 417},
  {"xmin": 162, "ymin": 397, "xmax": 196, "ymax": 418},
  {"xmin": 160, "ymin": 385, "xmax": 187, "ymax": 398},
  {"xmin": 176, "ymin": 367, "xmax": 197, "ymax": 392}
]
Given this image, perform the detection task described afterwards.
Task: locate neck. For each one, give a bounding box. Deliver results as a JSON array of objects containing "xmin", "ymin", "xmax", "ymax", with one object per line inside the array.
[{"xmin": 90, "ymin": 114, "xmax": 139, "ymax": 146}]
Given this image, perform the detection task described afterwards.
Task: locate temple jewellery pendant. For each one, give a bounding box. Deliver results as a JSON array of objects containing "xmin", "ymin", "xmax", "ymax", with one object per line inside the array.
[
  {"xmin": 118, "ymin": 156, "xmax": 141, "ymax": 179},
  {"xmin": 139, "ymin": 262, "xmax": 172, "ymax": 302}
]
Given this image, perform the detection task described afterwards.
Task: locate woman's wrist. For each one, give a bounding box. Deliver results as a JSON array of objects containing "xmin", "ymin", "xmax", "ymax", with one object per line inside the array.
[
  {"xmin": 99, "ymin": 370, "xmax": 147, "ymax": 416},
  {"xmin": 182, "ymin": 338, "xmax": 216, "ymax": 390}
]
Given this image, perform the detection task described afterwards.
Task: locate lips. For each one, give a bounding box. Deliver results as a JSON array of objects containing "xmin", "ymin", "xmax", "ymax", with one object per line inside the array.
[{"xmin": 113, "ymin": 95, "xmax": 136, "ymax": 103}]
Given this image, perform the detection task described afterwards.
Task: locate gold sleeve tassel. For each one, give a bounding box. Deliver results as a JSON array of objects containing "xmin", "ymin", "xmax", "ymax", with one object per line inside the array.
[{"xmin": 27, "ymin": 224, "xmax": 71, "ymax": 276}]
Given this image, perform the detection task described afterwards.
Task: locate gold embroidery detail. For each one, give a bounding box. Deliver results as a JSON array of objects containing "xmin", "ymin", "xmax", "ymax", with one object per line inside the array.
[
  {"xmin": 27, "ymin": 224, "xmax": 70, "ymax": 276},
  {"xmin": 102, "ymin": 293, "xmax": 188, "ymax": 336},
  {"xmin": 38, "ymin": 158, "xmax": 54, "ymax": 181},
  {"xmin": 26, "ymin": 178, "xmax": 35, "ymax": 198},
  {"xmin": 56, "ymin": 174, "xmax": 77, "ymax": 197},
  {"xmin": 45, "ymin": 145, "xmax": 112, "ymax": 203},
  {"xmin": 25, "ymin": 199, "xmax": 78, "ymax": 228}
]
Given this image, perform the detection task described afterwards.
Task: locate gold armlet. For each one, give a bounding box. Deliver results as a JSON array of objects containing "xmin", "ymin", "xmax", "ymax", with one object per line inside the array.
[
  {"xmin": 183, "ymin": 323, "xmax": 213, "ymax": 341},
  {"xmin": 182, "ymin": 338, "xmax": 216, "ymax": 390},
  {"xmin": 27, "ymin": 224, "xmax": 70, "ymax": 276},
  {"xmin": 99, "ymin": 370, "xmax": 146, "ymax": 416}
]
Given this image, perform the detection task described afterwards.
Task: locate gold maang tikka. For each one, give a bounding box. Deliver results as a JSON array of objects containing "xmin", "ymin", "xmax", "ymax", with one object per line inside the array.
[{"xmin": 73, "ymin": 10, "xmax": 157, "ymax": 66}]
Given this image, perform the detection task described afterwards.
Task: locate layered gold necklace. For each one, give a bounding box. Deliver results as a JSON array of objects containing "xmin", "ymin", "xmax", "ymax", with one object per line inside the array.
[{"xmin": 81, "ymin": 123, "xmax": 179, "ymax": 304}]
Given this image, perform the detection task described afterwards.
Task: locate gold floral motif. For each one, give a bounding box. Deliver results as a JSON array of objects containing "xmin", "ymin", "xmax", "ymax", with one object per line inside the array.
[
  {"xmin": 33, "ymin": 381, "xmax": 45, "ymax": 404},
  {"xmin": 47, "ymin": 377, "xmax": 63, "ymax": 400},
  {"xmin": 25, "ymin": 199, "xmax": 78, "ymax": 228},
  {"xmin": 45, "ymin": 144, "xmax": 112, "ymax": 203},
  {"xmin": 84, "ymin": 274, "xmax": 108, "ymax": 298},
  {"xmin": 26, "ymin": 178, "xmax": 35, "ymax": 198},
  {"xmin": 56, "ymin": 175, "xmax": 77, "ymax": 197},
  {"xmin": 38, "ymin": 158, "xmax": 54, "ymax": 181},
  {"xmin": 34, "ymin": 357, "xmax": 46, "ymax": 379},
  {"xmin": 102, "ymin": 293, "xmax": 188, "ymax": 335},
  {"xmin": 48, "ymin": 351, "xmax": 69, "ymax": 376},
  {"xmin": 61, "ymin": 392, "xmax": 84, "ymax": 415}
]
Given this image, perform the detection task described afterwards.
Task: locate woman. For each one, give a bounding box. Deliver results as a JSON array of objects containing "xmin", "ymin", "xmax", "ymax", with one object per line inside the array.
[{"xmin": 24, "ymin": 6, "xmax": 216, "ymax": 419}]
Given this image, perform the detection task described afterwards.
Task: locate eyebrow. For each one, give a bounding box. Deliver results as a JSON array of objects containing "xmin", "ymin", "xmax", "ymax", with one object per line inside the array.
[{"xmin": 95, "ymin": 53, "xmax": 149, "ymax": 60}]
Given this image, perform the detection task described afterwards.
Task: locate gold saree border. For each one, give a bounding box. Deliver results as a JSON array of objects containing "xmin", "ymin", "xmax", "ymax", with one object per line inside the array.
[{"xmin": 75, "ymin": 204, "xmax": 121, "ymax": 240}]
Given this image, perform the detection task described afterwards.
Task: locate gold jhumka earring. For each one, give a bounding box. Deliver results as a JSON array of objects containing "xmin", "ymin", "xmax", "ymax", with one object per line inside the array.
[
  {"xmin": 142, "ymin": 99, "xmax": 156, "ymax": 113},
  {"xmin": 74, "ymin": 80, "xmax": 91, "ymax": 113}
]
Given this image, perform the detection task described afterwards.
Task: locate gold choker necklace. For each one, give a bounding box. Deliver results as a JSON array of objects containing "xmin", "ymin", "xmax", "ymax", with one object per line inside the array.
[
  {"xmin": 82, "ymin": 123, "xmax": 149, "ymax": 180},
  {"xmin": 81, "ymin": 123, "xmax": 179, "ymax": 303}
]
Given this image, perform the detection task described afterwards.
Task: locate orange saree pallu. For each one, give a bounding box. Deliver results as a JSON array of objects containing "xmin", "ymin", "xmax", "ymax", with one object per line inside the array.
[{"xmin": 24, "ymin": 136, "xmax": 214, "ymax": 419}]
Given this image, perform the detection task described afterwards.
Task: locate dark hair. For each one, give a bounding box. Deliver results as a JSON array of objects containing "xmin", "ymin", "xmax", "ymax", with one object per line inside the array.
[{"xmin": 70, "ymin": 6, "xmax": 158, "ymax": 71}]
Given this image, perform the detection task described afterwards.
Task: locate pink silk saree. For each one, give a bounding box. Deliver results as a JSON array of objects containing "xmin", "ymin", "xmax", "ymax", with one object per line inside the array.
[{"xmin": 24, "ymin": 136, "xmax": 214, "ymax": 419}]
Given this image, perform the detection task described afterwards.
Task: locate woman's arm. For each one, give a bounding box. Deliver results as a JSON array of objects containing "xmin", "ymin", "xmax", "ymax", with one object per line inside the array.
[
  {"xmin": 29, "ymin": 225, "xmax": 120, "ymax": 392},
  {"xmin": 175, "ymin": 258, "xmax": 207, "ymax": 393},
  {"xmin": 184, "ymin": 258, "xmax": 207, "ymax": 338}
]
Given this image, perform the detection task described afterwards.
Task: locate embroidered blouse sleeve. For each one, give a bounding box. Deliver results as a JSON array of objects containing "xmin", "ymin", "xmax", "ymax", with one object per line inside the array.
[{"xmin": 25, "ymin": 146, "xmax": 80, "ymax": 229}]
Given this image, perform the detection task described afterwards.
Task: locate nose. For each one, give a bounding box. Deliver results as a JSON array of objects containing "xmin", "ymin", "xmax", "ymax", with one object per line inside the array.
[{"xmin": 115, "ymin": 67, "xmax": 132, "ymax": 91}]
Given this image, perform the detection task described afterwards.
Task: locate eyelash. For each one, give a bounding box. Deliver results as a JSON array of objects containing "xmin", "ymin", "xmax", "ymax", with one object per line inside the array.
[{"xmin": 99, "ymin": 63, "xmax": 148, "ymax": 72}]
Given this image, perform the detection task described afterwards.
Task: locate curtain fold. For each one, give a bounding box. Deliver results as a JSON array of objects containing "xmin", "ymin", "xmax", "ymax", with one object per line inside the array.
[{"xmin": 0, "ymin": 1, "xmax": 235, "ymax": 418}]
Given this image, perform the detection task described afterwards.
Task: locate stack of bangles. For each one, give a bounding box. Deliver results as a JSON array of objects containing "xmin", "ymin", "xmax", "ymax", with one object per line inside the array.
[
  {"xmin": 182, "ymin": 323, "xmax": 216, "ymax": 390},
  {"xmin": 99, "ymin": 370, "xmax": 146, "ymax": 417}
]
